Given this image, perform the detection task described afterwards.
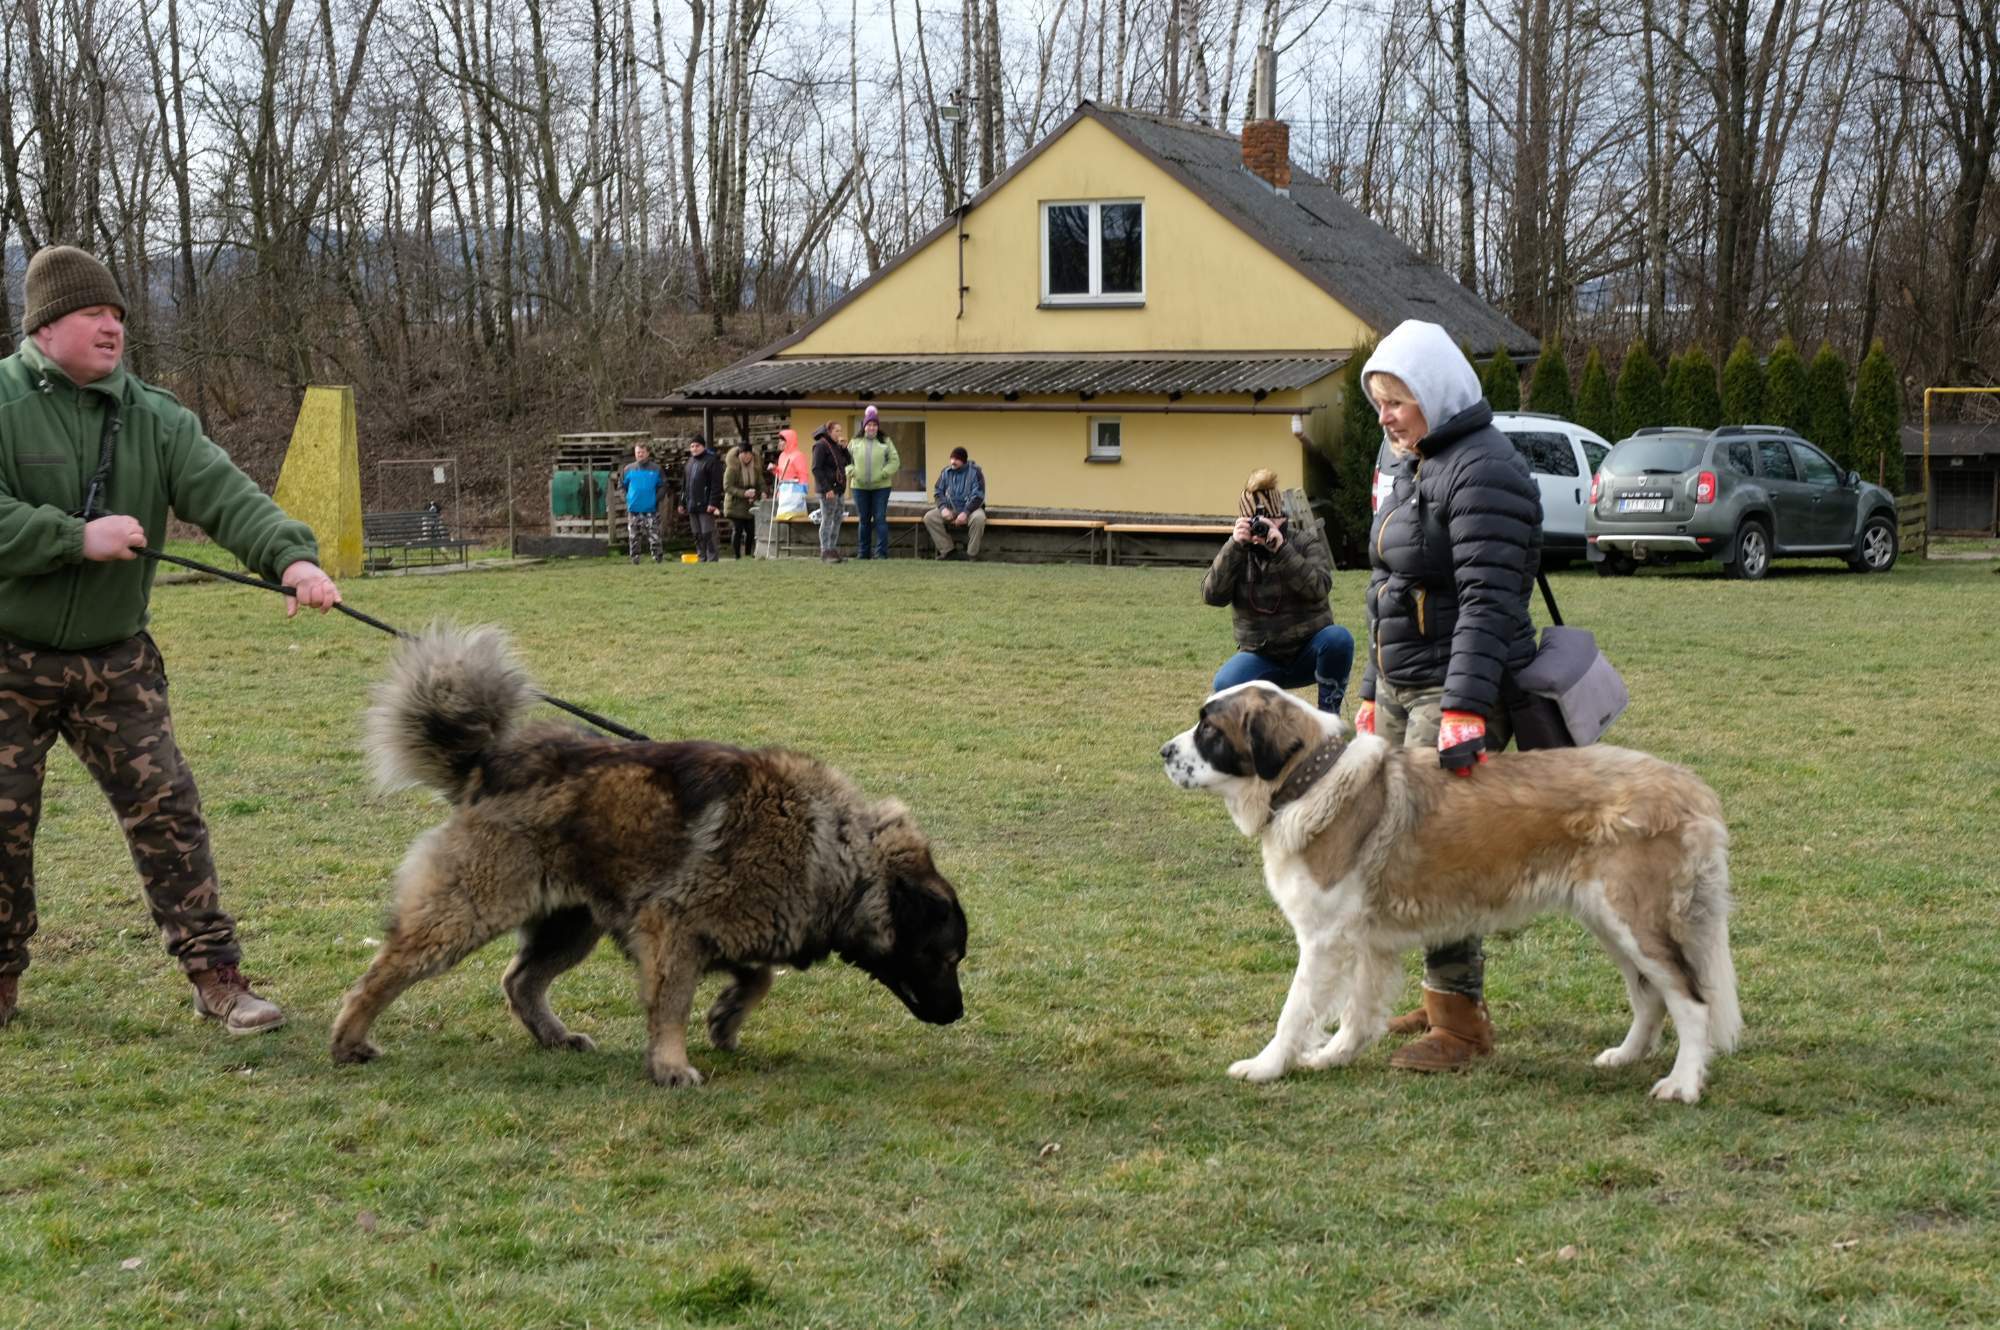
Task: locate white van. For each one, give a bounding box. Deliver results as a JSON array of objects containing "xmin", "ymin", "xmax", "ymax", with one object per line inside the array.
[{"xmin": 1370, "ymin": 411, "xmax": 1611, "ymax": 563}]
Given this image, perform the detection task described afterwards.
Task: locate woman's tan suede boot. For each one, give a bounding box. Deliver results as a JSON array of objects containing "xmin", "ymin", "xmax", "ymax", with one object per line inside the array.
[{"xmin": 1388, "ymin": 989, "xmax": 1494, "ymax": 1072}]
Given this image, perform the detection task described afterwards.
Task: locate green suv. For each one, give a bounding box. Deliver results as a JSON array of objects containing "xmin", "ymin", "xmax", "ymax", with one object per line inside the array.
[{"xmin": 1585, "ymin": 426, "xmax": 1901, "ymax": 579}]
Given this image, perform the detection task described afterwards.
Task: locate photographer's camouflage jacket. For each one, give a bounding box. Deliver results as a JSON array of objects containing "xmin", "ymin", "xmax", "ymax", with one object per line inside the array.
[{"xmin": 1201, "ymin": 526, "xmax": 1336, "ymax": 658}]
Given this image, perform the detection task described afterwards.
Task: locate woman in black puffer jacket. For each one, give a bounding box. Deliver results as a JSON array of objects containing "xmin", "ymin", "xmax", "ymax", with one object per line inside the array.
[
  {"xmin": 1356, "ymin": 318, "xmax": 1542, "ymax": 1074},
  {"xmin": 809, "ymin": 421, "xmax": 852, "ymax": 564}
]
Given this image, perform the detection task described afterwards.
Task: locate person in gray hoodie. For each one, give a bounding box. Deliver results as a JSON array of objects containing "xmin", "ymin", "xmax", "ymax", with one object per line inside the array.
[{"xmin": 1355, "ymin": 318, "xmax": 1542, "ymax": 1074}]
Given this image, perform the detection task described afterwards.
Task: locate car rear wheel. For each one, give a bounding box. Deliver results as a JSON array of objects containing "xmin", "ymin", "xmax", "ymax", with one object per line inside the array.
[
  {"xmin": 1594, "ymin": 551, "xmax": 1636, "ymax": 577},
  {"xmin": 1849, "ymin": 515, "xmax": 1898, "ymax": 573},
  {"xmin": 1728, "ymin": 521, "xmax": 1770, "ymax": 581}
]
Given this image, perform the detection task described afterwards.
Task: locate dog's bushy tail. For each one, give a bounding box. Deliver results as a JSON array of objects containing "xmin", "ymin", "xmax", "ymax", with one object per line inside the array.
[
  {"xmin": 365, "ymin": 623, "xmax": 535, "ymax": 802},
  {"xmin": 1680, "ymin": 817, "xmax": 1743, "ymax": 1053}
]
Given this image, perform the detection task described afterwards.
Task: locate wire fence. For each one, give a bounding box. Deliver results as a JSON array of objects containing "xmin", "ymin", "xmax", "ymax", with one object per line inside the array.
[
  {"xmin": 168, "ymin": 419, "xmax": 781, "ymax": 570},
  {"xmin": 384, "ymin": 421, "xmax": 785, "ymax": 565}
]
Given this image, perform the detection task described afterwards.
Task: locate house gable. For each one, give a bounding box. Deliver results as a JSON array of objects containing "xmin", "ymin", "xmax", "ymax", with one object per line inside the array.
[{"xmin": 783, "ymin": 114, "xmax": 1370, "ymax": 359}]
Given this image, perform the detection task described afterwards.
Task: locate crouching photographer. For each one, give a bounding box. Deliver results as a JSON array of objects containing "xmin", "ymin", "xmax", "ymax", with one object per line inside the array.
[{"xmin": 1201, "ymin": 468, "xmax": 1352, "ymax": 714}]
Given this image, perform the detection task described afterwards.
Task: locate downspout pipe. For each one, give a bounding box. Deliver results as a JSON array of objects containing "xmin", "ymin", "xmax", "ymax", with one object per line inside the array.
[{"xmin": 622, "ymin": 397, "xmax": 1323, "ymax": 417}]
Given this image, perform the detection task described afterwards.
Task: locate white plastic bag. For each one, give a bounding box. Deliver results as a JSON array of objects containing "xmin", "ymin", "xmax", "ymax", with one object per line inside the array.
[{"xmin": 776, "ymin": 479, "xmax": 809, "ymax": 519}]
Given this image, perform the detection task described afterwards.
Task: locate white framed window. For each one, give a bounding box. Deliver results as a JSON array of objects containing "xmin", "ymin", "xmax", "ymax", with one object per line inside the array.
[
  {"xmin": 1087, "ymin": 416, "xmax": 1123, "ymax": 462},
  {"xmin": 1041, "ymin": 200, "xmax": 1145, "ymax": 305}
]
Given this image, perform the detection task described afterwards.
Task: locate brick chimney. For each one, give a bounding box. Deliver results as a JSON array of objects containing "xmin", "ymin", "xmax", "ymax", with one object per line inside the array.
[
  {"xmin": 1241, "ymin": 46, "xmax": 1291, "ymax": 193},
  {"xmin": 1242, "ymin": 120, "xmax": 1292, "ymax": 192}
]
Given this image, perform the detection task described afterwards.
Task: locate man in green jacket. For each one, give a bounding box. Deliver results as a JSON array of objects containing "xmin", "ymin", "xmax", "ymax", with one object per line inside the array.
[{"xmin": 0, "ymin": 246, "xmax": 343, "ymax": 1034}]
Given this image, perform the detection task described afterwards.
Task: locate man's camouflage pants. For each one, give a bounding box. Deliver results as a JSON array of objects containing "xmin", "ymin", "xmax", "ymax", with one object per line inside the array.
[
  {"xmin": 0, "ymin": 633, "xmax": 238, "ymax": 977},
  {"xmin": 627, "ymin": 511, "xmax": 663, "ymax": 562}
]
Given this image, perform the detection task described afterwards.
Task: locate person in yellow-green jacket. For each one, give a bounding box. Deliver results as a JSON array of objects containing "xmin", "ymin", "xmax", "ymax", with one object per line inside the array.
[
  {"xmin": 847, "ymin": 404, "xmax": 900, "ymax": 560},
  {"xmin": 0, "ymin": 246, "xmax": 343, "ymax": 1035}
]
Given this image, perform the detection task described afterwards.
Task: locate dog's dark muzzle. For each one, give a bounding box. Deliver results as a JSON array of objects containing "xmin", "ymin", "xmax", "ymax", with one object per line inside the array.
[
  {"xmin": 892, "ymin": 974, "xmax": 964, "ymax": 1025},
  {"xmin": 912, "ymin": 983, "xmax": 964, "ymax": 1026}
]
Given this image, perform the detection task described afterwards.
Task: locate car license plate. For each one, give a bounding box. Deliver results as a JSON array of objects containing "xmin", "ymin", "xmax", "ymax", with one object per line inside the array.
[{"xmin": 1618, "ymin": 498, "xmax": 1666, "ymax": 513}]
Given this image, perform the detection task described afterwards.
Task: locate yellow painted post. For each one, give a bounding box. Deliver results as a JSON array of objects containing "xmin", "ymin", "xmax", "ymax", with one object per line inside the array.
[{"xmin": 274, "ymin": 385, "xmax": 363, "ymax": 578}]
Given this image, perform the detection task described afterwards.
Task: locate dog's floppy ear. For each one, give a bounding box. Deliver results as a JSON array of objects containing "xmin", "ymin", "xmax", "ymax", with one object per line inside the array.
[{"xmin": 1247, "ymin": 705, "xmax": 1303, "ymax": 782}]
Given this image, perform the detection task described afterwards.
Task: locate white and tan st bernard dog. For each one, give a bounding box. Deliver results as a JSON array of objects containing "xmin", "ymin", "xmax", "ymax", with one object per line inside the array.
[{"xmin": 1161, "ymin": 681, "xmax": 1741, "ymax": 1103}]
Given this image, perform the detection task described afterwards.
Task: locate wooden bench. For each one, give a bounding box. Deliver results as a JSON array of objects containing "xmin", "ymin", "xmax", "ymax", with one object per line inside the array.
[
  {"xmin": 911, "ymin": 514, "xmax": 1108, "ymax": 562},
  {"xmin": 978, "ymin": 517, "xmax": 1104, "ymax": 563},
  {"xmin": 363, "ymin": 510, "xmax": 474, "ymax": 569},
  {"xmin": 764, "ymin": 511, "xmax": 916, "ymax": 558},
  {"xmin": 764, "ymin": 510, "xmax": 1110, "ymax": 562},
  {"xmin": 1103, "ymin": 523, "xmax": 1234, "ymax": 566}
]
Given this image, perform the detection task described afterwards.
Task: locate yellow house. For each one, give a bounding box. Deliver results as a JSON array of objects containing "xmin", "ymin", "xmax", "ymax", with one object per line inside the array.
[{"xmin": 658, "ymin": 103, "xmax": 1535, "ymax": 517}]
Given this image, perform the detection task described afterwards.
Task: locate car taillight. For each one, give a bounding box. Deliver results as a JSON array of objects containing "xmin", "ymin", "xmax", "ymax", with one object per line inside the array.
[
  {"xmin": 1371, "ymin": 469, "xmax": 1380, "ymax": 512},
  {"xmin": 1589, "ymin": 471, "xmax": 1601, "ymax": 505},
  {"xmin": 1695, "ymin": 470, "xmax": 1717, "ymax": 504}
]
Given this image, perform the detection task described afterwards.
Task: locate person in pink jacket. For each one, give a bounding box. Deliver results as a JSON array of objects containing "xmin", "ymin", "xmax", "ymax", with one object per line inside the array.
[{"xmin": 770, "ymin": 428, "xmax": 812, "ymax": 518}]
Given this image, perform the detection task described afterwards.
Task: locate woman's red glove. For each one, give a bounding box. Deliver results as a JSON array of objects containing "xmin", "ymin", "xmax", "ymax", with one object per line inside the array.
[
  {"xmin": 1438, "ymin": 710, "xmax": 1488, "ymax": 775},
  {"xmin": 1354, "ymin": 700, "xmax": 1376, "ymax": 735}
]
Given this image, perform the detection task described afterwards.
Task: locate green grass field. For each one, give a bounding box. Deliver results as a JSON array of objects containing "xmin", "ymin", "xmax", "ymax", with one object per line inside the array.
[{"xmin": 2, "ymin": 551, "xmax": 1994, "ymax": 1328}]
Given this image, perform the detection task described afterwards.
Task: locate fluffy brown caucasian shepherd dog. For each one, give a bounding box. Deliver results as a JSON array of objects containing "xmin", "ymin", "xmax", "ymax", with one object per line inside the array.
[{"xmin": 330, "ymin": 625, "xmax": 968, "ymax": 1086}]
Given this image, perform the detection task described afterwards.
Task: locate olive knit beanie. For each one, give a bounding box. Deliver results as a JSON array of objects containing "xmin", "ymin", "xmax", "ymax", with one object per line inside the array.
[{"xmin": 24, "ymin": 245, "xmax": 126, "ymax": 334}]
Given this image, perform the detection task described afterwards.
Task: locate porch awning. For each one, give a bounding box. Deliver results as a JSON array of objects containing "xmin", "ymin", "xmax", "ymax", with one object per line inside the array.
[{"xmin": 676, "ymin": 355, "xmax": 1348, "ymax": 400}]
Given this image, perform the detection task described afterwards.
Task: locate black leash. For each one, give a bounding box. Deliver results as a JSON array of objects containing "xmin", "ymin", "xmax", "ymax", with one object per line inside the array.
[
  {"xmin": 140, "ymin": 547, "xmax": 652, "ymax": 742},
  {"xmin": 64, "ymin": 391, "xmax": 643, "ymax": 741}
]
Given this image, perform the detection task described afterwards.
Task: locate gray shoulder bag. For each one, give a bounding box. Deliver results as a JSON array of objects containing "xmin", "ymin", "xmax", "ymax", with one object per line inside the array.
[{"xmin": 1507, "ymin": 572, "xmax": 1630, "ymax": 750}]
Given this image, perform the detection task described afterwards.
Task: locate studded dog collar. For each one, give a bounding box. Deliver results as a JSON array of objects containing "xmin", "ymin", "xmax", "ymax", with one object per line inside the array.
[{"xmin": 1269, "ymin": 736, "xmax": 1348, "ymax": 813}]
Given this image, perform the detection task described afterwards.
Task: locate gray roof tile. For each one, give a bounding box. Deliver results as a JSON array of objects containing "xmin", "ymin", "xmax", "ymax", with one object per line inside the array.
[
  {"xmin": 679, "ymin": 355, "xmax": 1346, "ymax": 399},
  {"xmin": 1902, "ymin": 423, "xmax": 2000, "ymax": 456},
  {"xmin": 1095, "ymin": 108, "xmax": 1537, "ymax": 357}
]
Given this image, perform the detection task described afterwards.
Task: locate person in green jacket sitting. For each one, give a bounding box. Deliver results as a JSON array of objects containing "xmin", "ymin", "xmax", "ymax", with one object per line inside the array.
[{"xmin": 0, "ymin": 246, "xmax": 343, "ymax": 1035}]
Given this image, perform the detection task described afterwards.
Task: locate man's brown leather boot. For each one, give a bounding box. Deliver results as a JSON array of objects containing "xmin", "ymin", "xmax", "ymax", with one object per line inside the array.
[{"xmin": 191, "ymin": 964, "xmax": 285, "ymax": 1035}]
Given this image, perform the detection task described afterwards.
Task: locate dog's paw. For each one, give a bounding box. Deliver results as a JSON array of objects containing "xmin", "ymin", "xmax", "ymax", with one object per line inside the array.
[
  {"xmin": 1227, "ymin": 1054, "xmax": 1288, "ymax": 1083},
  {"xmin": 1594, "ymin": 1045, "xmax": 1646, "ymax": 1068},
  {"xmin": 526, "ymin": 1023, "xmax": 597, "ymax": 1053},
  {"xmin": 330, "ymin": 1038, "xmax": 381, "ymax": 1065},
  {"xmin": 649, "ymin": 1060, "xmax": 706, "ymax": 1089},
  {"xmin": 1300, "ymin": 1031, "xmax": 1368, "ymax": 1069},
  {"xmin": 707, "ymin": 1010, "xmax": 745, "ymax": 1052},
  {"xmin": 1648, "ymin": 1073, "xmax": 1702, "ymax": 1104}
]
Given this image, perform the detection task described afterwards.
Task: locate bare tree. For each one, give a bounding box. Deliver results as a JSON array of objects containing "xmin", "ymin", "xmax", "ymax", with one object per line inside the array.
[
  {"xmin": 1683, "ymin": 0, "xmax": 1803, "ymax": 349},
  {"xmin": 5, "ymin": 0, "xmax": 1999, "ymax": 472},
  {"xmin": 1905, "ymin": 0, "xmax": 2000, "ymax": 380},
  {"xmin": 1450, "ymin": 0, "xmax": 1475, "ymax": 288},
  {"xmin": 1856, "ymin": 12, "xmax": 1919, "ymax": 353}
]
